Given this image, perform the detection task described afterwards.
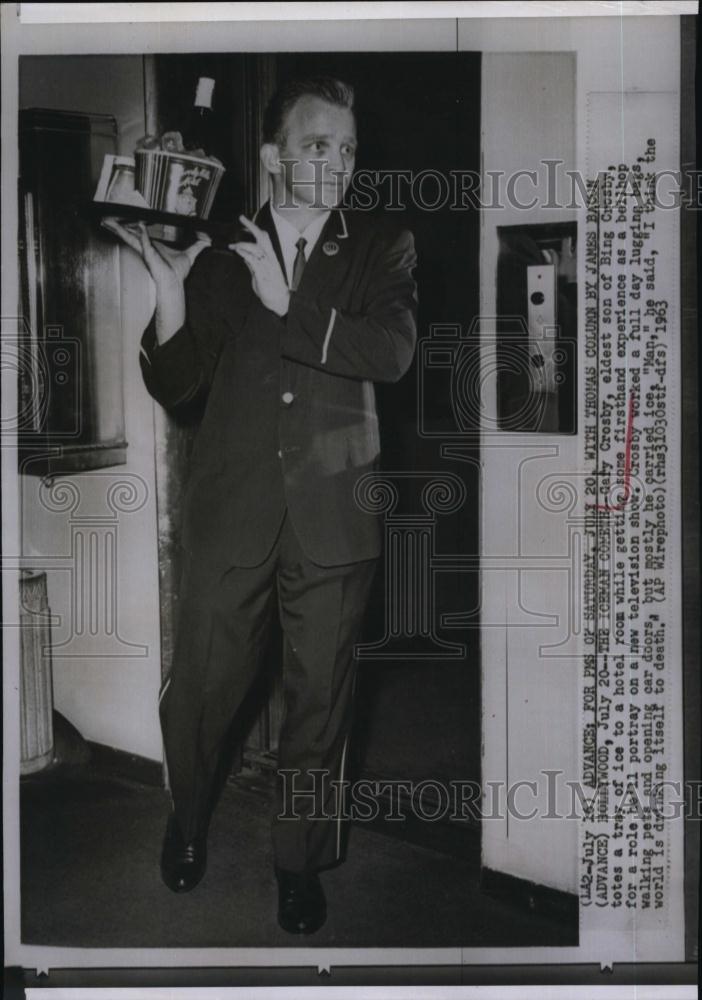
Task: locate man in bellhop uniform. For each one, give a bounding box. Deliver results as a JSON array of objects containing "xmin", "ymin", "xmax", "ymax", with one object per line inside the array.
[{"xmin": 107, "ymin": 76, "xmax": 417, "ymax": 934}]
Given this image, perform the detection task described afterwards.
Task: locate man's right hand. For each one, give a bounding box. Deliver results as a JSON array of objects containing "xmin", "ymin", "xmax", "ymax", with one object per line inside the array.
[{"xmin": 101, "ymin": 218, "xmax": 211, "ymax": 344}]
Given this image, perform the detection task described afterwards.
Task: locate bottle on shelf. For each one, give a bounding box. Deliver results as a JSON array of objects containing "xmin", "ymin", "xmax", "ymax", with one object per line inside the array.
[
  {"xmin": 182, "ymin": 76, "xmax": 215, "ymax": 156},
  {"xmin": 150, "ymin": 76, "xmax": 222, "ymax": 243}
]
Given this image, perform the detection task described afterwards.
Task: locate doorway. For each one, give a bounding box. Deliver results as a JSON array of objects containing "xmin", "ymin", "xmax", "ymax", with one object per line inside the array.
[{"xmin": 273, "ymin": 51, "xmax": 482, "ymax": 836}]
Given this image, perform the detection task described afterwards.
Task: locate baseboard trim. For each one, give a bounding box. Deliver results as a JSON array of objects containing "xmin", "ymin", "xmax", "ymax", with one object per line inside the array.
[
  {"xmin": 87, "ymin": 741, "xmax": 163, "ymax": 788},
  {"xmin": 480, "ymin": 865, "xmax": 579, "ymax": 924}
]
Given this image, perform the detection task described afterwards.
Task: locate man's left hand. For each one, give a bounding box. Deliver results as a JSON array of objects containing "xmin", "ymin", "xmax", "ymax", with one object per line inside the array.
[{"xmin": 229, "ymin": 215, "xmax": 290, "ymax": 317}]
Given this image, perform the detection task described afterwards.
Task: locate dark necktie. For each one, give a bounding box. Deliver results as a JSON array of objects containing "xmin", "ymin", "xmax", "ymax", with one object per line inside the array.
[{"xmin": 290, "ymin": 237, "xmax": 307, "ymax": 291}]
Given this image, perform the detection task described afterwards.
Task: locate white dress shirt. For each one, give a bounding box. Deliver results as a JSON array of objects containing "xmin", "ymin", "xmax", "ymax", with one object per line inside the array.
[{"xmin": 270, "ymin": 205, "xmax": 331, "ymax": 288}]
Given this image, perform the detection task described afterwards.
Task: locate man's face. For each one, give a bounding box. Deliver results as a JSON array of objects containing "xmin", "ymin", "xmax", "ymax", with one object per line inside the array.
[{"xmin": 277, "ymin": 95, "xmax": 357, "ymax": 210}]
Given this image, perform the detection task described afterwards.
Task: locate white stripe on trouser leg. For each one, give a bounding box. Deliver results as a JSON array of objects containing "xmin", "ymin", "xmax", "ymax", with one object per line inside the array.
[
  {"xmin": 159, "ymin": 676, "xmax": 173, "ymax": 798},
  {"xmin": 335, "ymin": 734, "xmax": 350, "ymax": 860},
  {"xmin": 321, "ymin": 308, "xmax": 336, "ymax": 365},
  {"xmin": 335, "ymin": 667, "xmax": 359, "ymax": 861},
  {"xmin": 163, "ymin": 753, "xmax": 173, "ymax": 800},
  {"xmin": 158, "ymin": 674, "xmax": 172, "ymax": 708}
]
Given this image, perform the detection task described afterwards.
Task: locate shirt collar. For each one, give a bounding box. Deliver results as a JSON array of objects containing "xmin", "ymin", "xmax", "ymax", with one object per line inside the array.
[{"xmin": 270, "ymin": 203, "xmax": 331, "ymax": 255}]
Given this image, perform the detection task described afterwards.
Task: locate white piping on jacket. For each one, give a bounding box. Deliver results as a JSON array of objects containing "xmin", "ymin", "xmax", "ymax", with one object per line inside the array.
[
  {"xmin": 336, "ymin": 210, "xmax": 349, "ymax": 240},
  {"xmin": 321, "ymin": 308, "xmax": 337, "ymax": 365}
]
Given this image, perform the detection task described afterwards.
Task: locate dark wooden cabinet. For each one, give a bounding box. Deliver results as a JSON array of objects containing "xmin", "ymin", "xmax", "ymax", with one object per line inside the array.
[{"xmin": 19, "ymin": 108, "xmax": 127, "ymax": 474}]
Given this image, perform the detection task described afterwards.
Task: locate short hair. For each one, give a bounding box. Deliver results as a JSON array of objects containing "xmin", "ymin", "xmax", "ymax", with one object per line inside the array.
[{"xmin": 262, "ymin": 76, "xmax": 355, "ymax": 147}]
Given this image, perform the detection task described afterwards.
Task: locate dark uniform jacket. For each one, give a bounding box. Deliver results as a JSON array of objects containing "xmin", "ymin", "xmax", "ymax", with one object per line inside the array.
[{"xmin": 139, "ymin": 201, "xmax": 418, "ymax": 571}]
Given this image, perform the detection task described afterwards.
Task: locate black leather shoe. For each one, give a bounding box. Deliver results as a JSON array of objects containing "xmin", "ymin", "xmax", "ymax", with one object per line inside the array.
[
  {"xmin": 160, "ymin": 815, "xmax": 207, "ymax": 893},
  {"xmin": 275, "ymin": 866, "xmax": 327, "ymax": 935}
]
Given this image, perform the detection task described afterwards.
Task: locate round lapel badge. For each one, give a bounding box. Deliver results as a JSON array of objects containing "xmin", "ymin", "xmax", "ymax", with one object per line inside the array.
[{"xmin": 323, "ymin": 240, "xmax": 339, "ymax": 256}]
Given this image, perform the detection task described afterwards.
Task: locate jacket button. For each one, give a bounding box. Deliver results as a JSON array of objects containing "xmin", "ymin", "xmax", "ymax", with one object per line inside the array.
[
  {"xmin": 281, "ymin": 392, "xmax": 294, "ymax": 405},
  {"xmin": 277, "ymin": 449, "xmax": 282, "ymax": 458}
]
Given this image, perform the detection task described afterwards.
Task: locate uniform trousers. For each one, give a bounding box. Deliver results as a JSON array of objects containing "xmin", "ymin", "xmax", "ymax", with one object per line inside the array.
[{"xmin": 159, "ymin": 510, "xmax": 378, "ymax": 874}]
